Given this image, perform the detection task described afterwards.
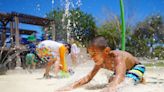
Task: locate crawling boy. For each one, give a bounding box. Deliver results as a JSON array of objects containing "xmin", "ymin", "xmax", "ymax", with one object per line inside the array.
[{"xmin": 57, "ymin": 36, "xmax": 145, "ymax": 92}]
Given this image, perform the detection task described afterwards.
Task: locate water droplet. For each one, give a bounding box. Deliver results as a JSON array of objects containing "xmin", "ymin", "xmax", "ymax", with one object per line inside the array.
[
  {"xmin": 52, "ymin": 0, "xmax": 54, "ymax": 4},
  {"xmin": 36, "ymin": 4, "xmax": 40, "ymax": 11}
]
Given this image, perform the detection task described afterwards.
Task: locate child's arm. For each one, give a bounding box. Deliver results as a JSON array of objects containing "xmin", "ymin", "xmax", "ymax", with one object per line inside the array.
[
  {"xmin": 71, "ymin": 65, "xmax": 101, "ymax": 88},
  {"xmin": 57, "ymin": 65, "xmax": 101, "ymax": 91},
  {"xmin": 103, "ymin": 53, "xmax": 126, "ymax": 92},
  {"xmin": 110, "ymin": 56, "xmax": 126, "ymax": 86}
]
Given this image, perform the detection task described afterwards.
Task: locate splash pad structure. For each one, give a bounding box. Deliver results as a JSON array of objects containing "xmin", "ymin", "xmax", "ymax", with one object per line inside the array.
[{"xmin": 0, "ymin": 12, "xmax": 53, "ymax": 74}]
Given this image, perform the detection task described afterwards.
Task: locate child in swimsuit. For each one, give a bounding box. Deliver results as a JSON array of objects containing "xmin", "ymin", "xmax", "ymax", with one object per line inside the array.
[
  {"xmin": 70, "ymin": 38, "xmax": 80, "ymax": 67},
  {"xmin": 26, "ymin": 53, "xmax": 38, "ymax": 72},
  {"xmin": 36, "ymin": 40, "xmax": 71, "ymax": 78},
  {"xmin": 56, "ymin": 36, "xmax": 146, "ymax": 92}
]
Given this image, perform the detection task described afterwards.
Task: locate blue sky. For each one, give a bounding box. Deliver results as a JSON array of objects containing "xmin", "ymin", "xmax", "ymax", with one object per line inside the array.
[{"xmin": 0, "ymin": 0, "xmax": 164, "ymax": 38}]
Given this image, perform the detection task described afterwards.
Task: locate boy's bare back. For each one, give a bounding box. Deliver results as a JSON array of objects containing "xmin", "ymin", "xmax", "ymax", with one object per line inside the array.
[{"xmin": 108, "ymin": 50, "xmax": 140, "ymax": 71}]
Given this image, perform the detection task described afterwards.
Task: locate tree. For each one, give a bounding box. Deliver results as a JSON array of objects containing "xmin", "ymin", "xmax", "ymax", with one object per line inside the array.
[
  {"xmin": 46, "ymin": 8, "xmax": 96, "ymax": 46},
  {"xmin": 69, "ymin": 9, "xmax": 96, "ymax": 45},
  {"xmin": 153, "ymin": 46, "xmax": 164, "ymax": 59},
  {"xmin": 97, "ymin": 20, "xmax": 121, "ymax": 50},
  {"xmin": 97, "ymin": 15, "xmax": 132, "ymax": 50},
  {"xmin": 128, "ymin": 15, "xmax": 164, "ymax": 57},
  {"xmin": 46, "ymin": 9, "xmax": 66, "ymax": 41}
]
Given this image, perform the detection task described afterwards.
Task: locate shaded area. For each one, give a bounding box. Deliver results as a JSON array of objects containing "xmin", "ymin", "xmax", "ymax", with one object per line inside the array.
[{"xmin": 85, "ymin": 84, "xmax": 107, "ymax": 90}]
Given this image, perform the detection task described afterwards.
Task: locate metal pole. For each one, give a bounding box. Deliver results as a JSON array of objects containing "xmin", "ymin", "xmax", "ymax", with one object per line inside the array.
[
  {"xmin": 10, "ymin": 21, "xmax": 14, "ymax": 47},
  {"xmin": 120, "ymin": 0, "xmax": 126, "ymax": 51},
  {"xmin": 14, "ymin": 16, "xmax": 20, "ymax": 47}
]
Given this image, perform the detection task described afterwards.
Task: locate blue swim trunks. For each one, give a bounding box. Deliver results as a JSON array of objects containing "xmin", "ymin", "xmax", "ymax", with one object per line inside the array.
[{"xmin": 126, "ymin": 63, "xmax": 146, "ymax": 83}]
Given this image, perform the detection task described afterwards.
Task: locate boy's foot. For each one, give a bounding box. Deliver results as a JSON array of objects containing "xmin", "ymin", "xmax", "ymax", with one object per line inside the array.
[
  {"xmin": 43, "ymin": 74, "xmax": 54, "ymax": 79},
  {"xmin": 68, "ymin": 68, "xmax": 75, "ymax": 75}
]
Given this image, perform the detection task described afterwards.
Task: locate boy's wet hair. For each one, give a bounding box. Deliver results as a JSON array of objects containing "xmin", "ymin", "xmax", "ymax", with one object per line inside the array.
[
  {"xmin": 57, "ymin": 40, "xmax": 71, "ymax": 53},
  {"xmin": 88, "ymin": 36, "xmax": 108, "ymax": 50},
  {"xmin": 65, "ymin": 43, "xmax": 71, "ymax": 53}
]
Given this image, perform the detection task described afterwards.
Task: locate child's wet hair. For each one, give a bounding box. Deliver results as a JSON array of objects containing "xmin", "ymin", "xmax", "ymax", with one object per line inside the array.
[
  {"xmin": 88, "ymin": 36, "xmax": 108, "ymax": 50},
  {"xmin": 65, "ymin": 43, "xmax": 71, "ymax": 53}
]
